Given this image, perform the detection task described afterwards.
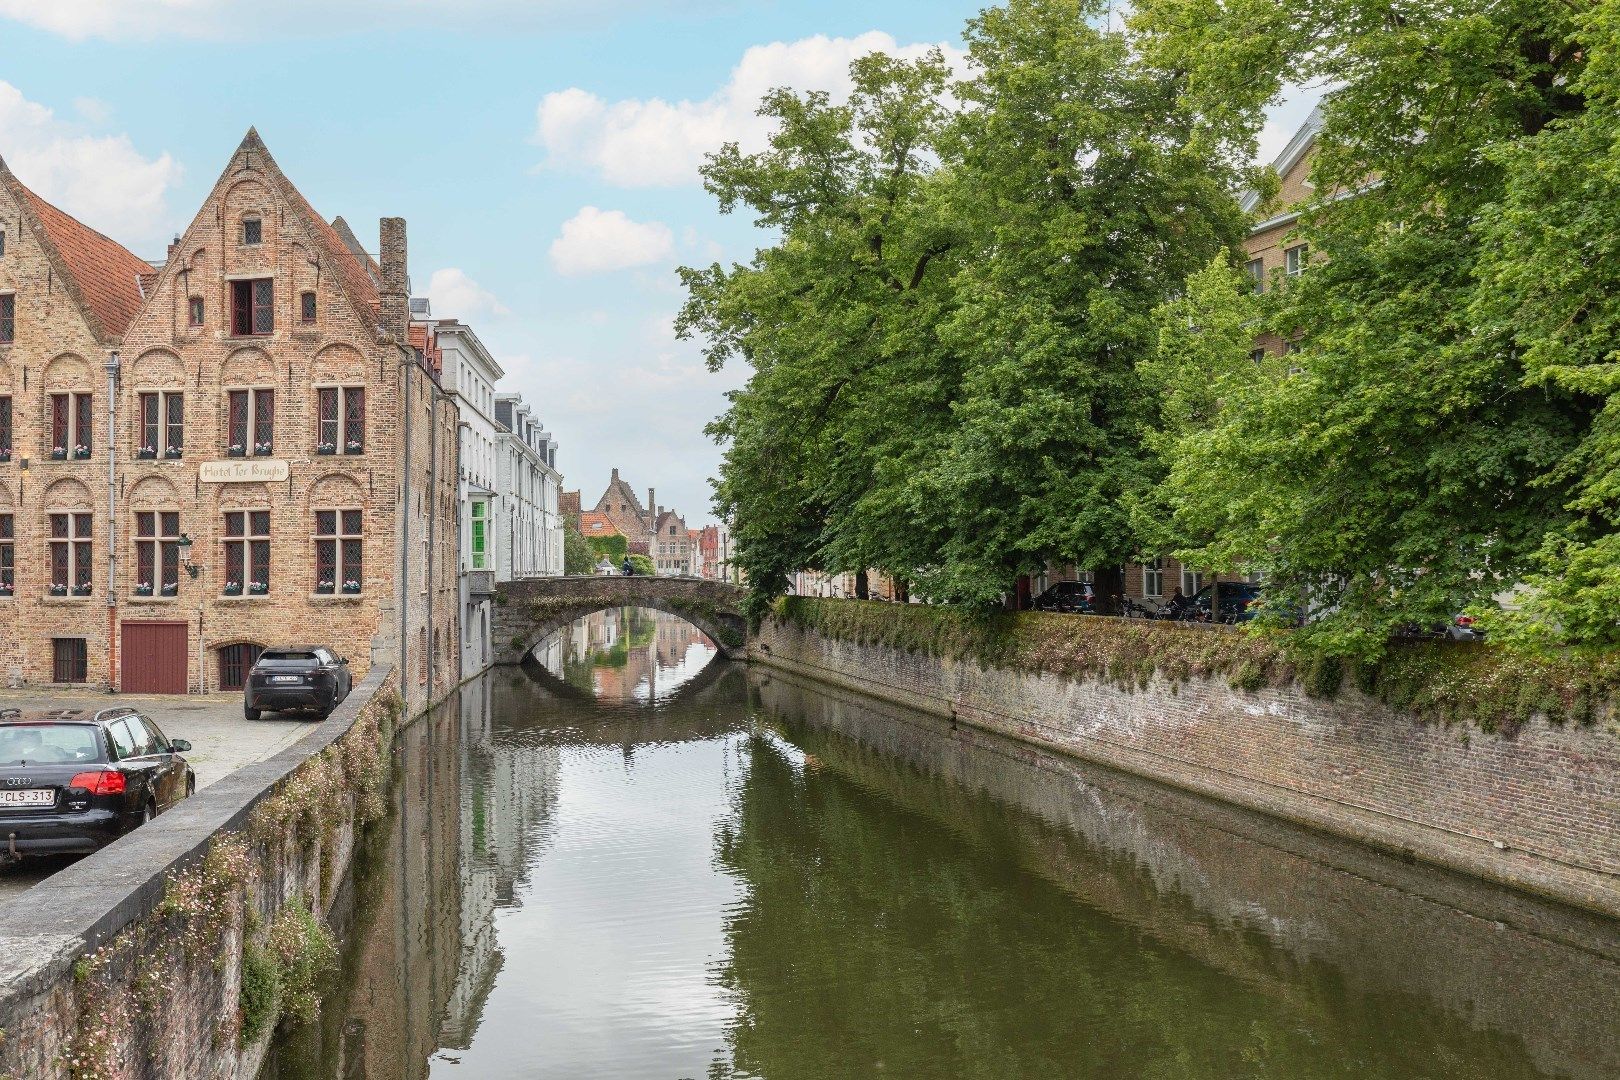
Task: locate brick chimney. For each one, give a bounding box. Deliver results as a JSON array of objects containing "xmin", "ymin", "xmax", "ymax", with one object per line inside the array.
[
  {"xmin": 647, "ymin": 488, "xmax": 656, "ymax": 524},
  {"xmin": 379, "ymin": 217, "xmax": 408, "ymax": 342}
]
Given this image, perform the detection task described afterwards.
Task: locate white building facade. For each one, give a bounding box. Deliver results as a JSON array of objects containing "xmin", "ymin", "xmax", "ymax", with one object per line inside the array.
[
  {"xmin": 494, "ymin": 393, "xmax": 564, "ymax": 582},
  {"xmin": 433, "ymin": 314, "xmax": 505, "ymax": 680}
]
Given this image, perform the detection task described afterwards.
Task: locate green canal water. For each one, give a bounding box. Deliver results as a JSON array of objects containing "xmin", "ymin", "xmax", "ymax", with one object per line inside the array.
[{"xmin": 264, "ymin": 608, "xmax": 1620, "ymax": 1080}]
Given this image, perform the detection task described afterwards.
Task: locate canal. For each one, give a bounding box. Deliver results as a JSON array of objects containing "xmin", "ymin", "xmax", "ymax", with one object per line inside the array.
[{"xmin": 264, "ymin": 608, "xmax": 1620, "ymax": 1080}]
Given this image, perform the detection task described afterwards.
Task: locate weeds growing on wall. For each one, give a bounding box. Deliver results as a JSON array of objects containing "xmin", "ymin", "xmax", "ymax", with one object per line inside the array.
[
  {"xmin": 771, "ymin": 598, "xmax": 1619, "ymax": 734},
  {"xmin": 38, "ymin": 678, "xmax": 404, "ymax": 1079}
]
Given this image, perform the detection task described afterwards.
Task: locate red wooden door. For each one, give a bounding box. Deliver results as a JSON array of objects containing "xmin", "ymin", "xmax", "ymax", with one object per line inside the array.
[{"xmin": 121, "ymin": 621, "xmax": 189, "ymax": 694}]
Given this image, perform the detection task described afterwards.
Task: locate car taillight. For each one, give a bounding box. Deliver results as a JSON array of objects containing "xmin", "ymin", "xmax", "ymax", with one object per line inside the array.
[
  {"xmin": 68, "ymin": 770, "xmax": 126, "ymax": 796},
  {"xmin": 1455, "ymin": 615, "xmax": 1474, "ymax": 628}
]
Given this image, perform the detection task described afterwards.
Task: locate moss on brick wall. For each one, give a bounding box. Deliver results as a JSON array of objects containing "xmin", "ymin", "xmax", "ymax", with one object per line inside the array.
[{"xmin": 771, "ymin": 598, "xmax": 1620, "ymax": 734}]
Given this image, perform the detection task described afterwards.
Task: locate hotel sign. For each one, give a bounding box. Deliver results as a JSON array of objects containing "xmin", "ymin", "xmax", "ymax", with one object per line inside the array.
[{"xmin": 198, "ymin": 459, "xmax": 290, "ymax": 484}]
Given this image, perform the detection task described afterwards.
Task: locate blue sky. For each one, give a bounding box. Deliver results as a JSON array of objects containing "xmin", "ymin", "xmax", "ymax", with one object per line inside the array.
[{"xmin": 0, "ymin": 1, "xmax": 1314, "ymax": 524}]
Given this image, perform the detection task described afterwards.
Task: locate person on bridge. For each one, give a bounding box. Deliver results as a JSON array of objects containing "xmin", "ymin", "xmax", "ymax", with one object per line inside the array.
[{"xmin": 622, "ymin": 558, "xmax": 635, "ymax": 577}]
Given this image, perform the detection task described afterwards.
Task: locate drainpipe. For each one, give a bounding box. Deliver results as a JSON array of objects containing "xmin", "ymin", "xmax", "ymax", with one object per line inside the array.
[
  {"xmin": 427, "ymin": 382, "xmax": 438, "ymax": 699},
  {"xmin": 398, "ymin": 346, "xmax": 412, "ymax": 690},
  {"xmin": 104, "ymin": 350, "xmax": 120, "ymax": 692}
]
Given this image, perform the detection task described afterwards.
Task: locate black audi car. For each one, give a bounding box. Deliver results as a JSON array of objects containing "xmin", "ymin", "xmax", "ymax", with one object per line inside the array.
[
  {"xmin": 243, "ymin": 646, "xmax": 353, "ymax": 721},
  {"xmin": 0, "ymin": 707, "xmax": 194, "ymax": 858}
]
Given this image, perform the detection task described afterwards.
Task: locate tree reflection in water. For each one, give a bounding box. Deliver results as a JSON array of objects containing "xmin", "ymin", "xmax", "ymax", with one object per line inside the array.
[{"xmin": 261, "ymin": 620, "xmax": 1620, "ymax": 1080}]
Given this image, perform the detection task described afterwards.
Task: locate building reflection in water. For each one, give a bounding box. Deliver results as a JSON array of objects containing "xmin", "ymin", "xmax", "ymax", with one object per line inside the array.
[{"xmin": 262, "ymin": 608, "xmax": 1620, "ymax": 1080}]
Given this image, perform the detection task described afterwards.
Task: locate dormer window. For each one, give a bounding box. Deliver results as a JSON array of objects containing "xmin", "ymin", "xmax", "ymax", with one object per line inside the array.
[
  {"xmin": 241, "ymin": 216, "xmax": 262, "ymax": 246},
  {"xmin": 188, "ymin": 297, "xmax": 204, "ymax": 328}
]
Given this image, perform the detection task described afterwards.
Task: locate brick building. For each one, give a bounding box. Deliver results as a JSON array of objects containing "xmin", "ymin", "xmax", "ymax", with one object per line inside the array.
[
  {"xmin": 652, "ymin": 509, "xmax": 692, "ymax": 575},
  {"xmin": 0, "ymin": 130, "xmax": 458, "ymax": 715}
]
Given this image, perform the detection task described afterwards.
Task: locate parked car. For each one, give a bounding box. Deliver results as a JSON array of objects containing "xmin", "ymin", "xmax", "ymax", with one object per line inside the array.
[
  {"xmin": 0, "ymin": 707, "xmax": 194, "ymax": 859},
  {"xmin": 1396, "ymin": 614, "xmax": 1487, "ymax": 643},
  {"xmin": 244, "ymin": 646, "xmax": 353, "ymax": 721},
  {"xmin": 1191, "ymin": 581, "xmax": 1265, "ymax": 623},
  {"xmin": 1032, "ymin": 581, "xmax": 1098, "ymax": 614}
]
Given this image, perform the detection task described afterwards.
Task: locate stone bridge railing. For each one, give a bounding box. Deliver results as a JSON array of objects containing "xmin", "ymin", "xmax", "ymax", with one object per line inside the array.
[{"xmin": 492, "ymin": 575, "xmax": 750, "ymax": 664}]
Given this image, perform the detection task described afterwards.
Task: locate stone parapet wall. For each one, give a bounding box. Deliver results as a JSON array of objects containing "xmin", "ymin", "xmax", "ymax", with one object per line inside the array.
[
  {"xmin": 491, "ymin": 575, "xmax": 747, "ymax": 664},
  {"xmin": 752, "ymin": 614, "xmax": 1620, "ymax": 919},
  {"xmin": 0, "ymin": 665, "xmax": 401, "ymax": 1079}
]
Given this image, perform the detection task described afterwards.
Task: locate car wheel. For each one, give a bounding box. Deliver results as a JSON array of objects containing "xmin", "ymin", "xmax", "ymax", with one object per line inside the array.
[{"xmin": 244, "ymin": 705, "xmax": 261, "ymax": 721}]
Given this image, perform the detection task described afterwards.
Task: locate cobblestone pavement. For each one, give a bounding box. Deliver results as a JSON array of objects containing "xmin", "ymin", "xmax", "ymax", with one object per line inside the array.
[{"xmin": 0, "ymin": 689, "xmax": 317, "ymax": 899}]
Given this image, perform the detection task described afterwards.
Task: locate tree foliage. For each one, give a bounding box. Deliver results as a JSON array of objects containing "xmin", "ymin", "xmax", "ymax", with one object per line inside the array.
[
  {"xmin": 1133, "ymin": 0, "xmax": 1611, "ymax": 653},
  {"xmin": 562, "ymin": 515, "xmax": 597, "ymax": 576},
  {"xmin": 682, "ymin": 0, "xmax": 1251, "ymax": 614},
  {"xmin": 690, "ymin": 0, "xmax": 1620, "ymax": 650}
]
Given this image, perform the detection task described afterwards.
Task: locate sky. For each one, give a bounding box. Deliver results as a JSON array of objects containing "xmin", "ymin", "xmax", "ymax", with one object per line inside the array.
[{"xmin": 0, "ymin": 1, "xmax": 1316, "ymax": 525}]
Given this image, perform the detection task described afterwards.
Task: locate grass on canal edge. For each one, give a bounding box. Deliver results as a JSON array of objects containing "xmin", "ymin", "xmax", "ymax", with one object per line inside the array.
[{"xmin": 770, "ymin": 597, "xmax": 1620, "ymax": 735}]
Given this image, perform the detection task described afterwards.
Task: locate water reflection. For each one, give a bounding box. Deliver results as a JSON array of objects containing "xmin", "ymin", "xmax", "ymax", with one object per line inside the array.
[
  {"xmin": 264, "ymin": 613, "xmax": 1620, "ymax": 1080},
  {"xmin": 539, "ymin": 607, "xmax": 719, "ymax": 705}
]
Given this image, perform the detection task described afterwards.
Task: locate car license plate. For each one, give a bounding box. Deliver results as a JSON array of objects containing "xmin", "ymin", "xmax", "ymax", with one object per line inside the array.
[
  {"xmin": 270, "ymin": 675, "xmax": 302, "ymax": 684},
  {"xmin": 0, "ymin": 789, "xmax": 54, "ymax": 807}
]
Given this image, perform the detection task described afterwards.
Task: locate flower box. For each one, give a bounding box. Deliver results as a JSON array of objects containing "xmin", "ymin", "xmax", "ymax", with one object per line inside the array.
[
  {"xmin": 160, "ymin": 582, "xmax": 178, "ymax": 596},
  {"xmin": 316, "ymin": 580, "xmax": 335, "ymax": 595},
  {"xmin": 0, "ymin": 450, "xmax": 11, "ymax": 463},
  {"xmin": 227, "ymin": 444, "xmax": 246, "ymax": 457},
  {"xmin": 70, "ymin": 585, "xmax": 91, "ymax": 597},
  {"xmin": 136, "ymin": 447, "xmax": 157, "ymax": 460},
  {"xmin": 341, "ymin": 581, "xmax": 361, "ymax": 595},
  {"xmin": 249, "ymin": 581, "xmax": 269, "ymax": 595},
  {"xmin": 73, "ymin": 446, "xmax": 91, "ymax": 460},
  {"xmin": 164, "ymin": 448, "xmax": 183, "ymax": 460},
  {"xmin": 316, "ymin": 443, "xmax": 337, "ymax": 455},
  {"xmin": 253, "ymin": 442, "xmax": 274, "ymax": 456},
  {"xmin": 49, "ymin": 584, "xmax": 68, "ymax": 597},
  {"xmin": 223, "ymin": 582, "xmax": 243, "ymax": 596},
  {"xmin": 345, "ymin": 441, "xmax": 364, "ymax": 454},
  {"xmin": 0, "ymin": 583, "xmax": 13, "ymax": 597},
  {"xmin": 50, "ymin": 448, "xmax": 67, "ymax": 461},
  {"xmin": 134, "ymin": 583, "xmax": 154, "ymax": 597}
]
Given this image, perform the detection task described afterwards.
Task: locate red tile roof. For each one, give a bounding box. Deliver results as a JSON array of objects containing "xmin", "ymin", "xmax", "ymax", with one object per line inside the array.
[
  {"xmin": 11, "ymin": 181, "xmax": 151, "ymax": 340},
  {"xmin": 579, "ymin": 511, "xmax": 622, "ymax": 536}
]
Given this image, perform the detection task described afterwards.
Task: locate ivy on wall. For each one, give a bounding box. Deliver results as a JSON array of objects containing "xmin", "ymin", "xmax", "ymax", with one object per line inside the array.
[
  {"xmin": 46, "ymin": 682, "xmax": 404, "ymax": 1080},
  {"xmin": 771, "ymin": 598, "xmax": 1620, "ymax": 735}
]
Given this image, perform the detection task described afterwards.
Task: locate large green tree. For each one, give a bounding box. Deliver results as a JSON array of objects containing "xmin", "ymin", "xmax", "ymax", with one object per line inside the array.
[
  {"xmin": 682, "ymin": 0, "xmax": 1252, "ymax": 611},
  {"xmin": 1133, "ymin": 0, "xmax": 1601, "ymax": 654}
]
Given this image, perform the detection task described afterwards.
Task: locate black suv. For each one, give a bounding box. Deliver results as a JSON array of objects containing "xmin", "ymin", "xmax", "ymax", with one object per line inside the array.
[
  {"xmin": 244, "ymin": 646, "xmax": 353, "ymax": 721},
  {"xmin": 0, "ymin": 707, "xmax": 194, "ymax": 858}
]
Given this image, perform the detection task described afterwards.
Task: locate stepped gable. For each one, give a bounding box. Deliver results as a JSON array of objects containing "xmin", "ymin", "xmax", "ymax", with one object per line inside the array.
[
  {"xmin": 234, "ymin": 128, "xmax": 381, "ymax": 328},
  {"xmin": 0, "ymin": 152, "xmax": 151, "ymax": 341}
]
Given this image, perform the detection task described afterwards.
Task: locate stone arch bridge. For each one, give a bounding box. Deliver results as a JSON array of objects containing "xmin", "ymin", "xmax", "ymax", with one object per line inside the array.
[{"xmin": 492, "ymin": 576, "xmax": 750, "ymax": 665}]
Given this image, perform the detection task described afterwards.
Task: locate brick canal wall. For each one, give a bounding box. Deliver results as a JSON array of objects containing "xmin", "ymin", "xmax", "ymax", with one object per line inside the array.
[
  {"xmin": 0, "ymin": 666, "xmax": 402, "ymax": 1080},
  {"xmin": 752, "ymin": 612, "xmax": 1620, "ymax": 920}
]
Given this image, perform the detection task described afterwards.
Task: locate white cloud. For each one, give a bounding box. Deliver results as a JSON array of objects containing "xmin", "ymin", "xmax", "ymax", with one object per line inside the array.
[
  {"xmin": 0, "ymin": 81, "xmax": 181, "ymax": 250},
  {"xmin": 426, "ymin": 267, "xmax": 510, "ymax": 318},
  {"xmin": 549, "ymin": 206, "xmax": 674, "ymax": 276},
  {"xmin": 532, "ymin": 32, "xmax": 965, "ymax": 187}
]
